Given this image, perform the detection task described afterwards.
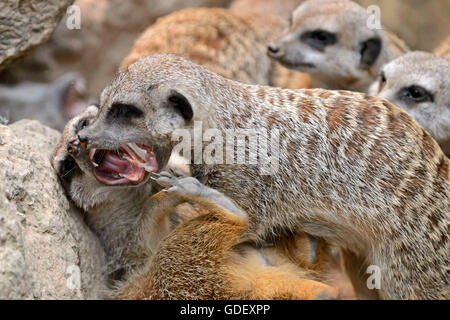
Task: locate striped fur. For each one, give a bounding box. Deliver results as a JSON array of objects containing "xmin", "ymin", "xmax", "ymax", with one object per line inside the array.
[{"xmin": 80, "ymin": 54, "xmax": 449, "ymax": 299}]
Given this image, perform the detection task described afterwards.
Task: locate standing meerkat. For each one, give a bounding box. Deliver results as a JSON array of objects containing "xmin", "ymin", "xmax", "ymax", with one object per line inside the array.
[
  {"xmin": 434, "ymin": 36, "xmax": 450, "ymax": 61},
  {"xmin": 120, "ymin": 8, "xmax": 310, "ymax": 89},
  {"xmin": 52, "ymin": 107, "xmax": 346, "ymax": 299},
  {"xmin": 267, "ymin": 0, "xmax": 409, "ymax": 92},
  {"xmin": 79, "ymin": 54, "xmax": 449, "ymax": 299},
  {"xmin": 369, "ymin": 51, "xmax": 450, "ymax": 156}
]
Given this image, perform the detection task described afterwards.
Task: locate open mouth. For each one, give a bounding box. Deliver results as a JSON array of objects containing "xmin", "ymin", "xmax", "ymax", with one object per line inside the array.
[{"xmin": 89, "ymin": 143, "xmax": 158, "ymax": 185}]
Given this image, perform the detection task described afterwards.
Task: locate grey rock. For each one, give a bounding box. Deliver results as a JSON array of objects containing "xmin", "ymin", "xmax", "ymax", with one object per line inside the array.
[
  {"xmin": 0, "ymin": 0, "xmax": 75, "ymax": 71},
  {"xmin": 0, "ymin": 120, "xmax": 106, "ymax": 299}
]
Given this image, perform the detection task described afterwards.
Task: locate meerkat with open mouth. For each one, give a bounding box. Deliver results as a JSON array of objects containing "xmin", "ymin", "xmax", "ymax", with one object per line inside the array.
[
  {"xmin": 77, "ymin": 54, "xmax": 449, "ymax": 299},
  {"xmin": 52, "ymin": 107, "xmax": 347, "ymax": 299}
]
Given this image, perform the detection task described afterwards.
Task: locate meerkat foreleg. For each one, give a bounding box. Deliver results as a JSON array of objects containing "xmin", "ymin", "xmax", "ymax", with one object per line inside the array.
[{"xmin": 152, "ymin": 170, "xmax": 246, "ymax": 218}]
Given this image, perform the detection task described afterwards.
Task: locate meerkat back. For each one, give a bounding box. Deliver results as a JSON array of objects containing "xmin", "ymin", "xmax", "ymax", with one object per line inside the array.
[{"xmin": 120, "ymin": 8, "xmax": 309, "ymax": 89}]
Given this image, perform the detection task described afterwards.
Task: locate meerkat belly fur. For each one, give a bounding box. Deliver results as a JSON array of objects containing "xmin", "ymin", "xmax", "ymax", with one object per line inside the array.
[
  {"xmin": 369, "ymin": 51, "xmax": 450, "ymax": 156},
  {"xmin": 121, "ymin": 8, "xmax": 309, "ymax": 90},
  {"xmin": 53, "ymin": 107, "xmax": 347, "ymax": 299},
  {"xmin": 267, "ymin": 0, "xmax": 409, "ymax": 93},
  {"xmin": 79, "ymin": 54, "xmax": 449, "ymax": 299}
]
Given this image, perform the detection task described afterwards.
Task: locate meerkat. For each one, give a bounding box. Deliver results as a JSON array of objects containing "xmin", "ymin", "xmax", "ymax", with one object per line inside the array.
[
  {"xmin": 53, "ymin": 107, "xmax": 347, "ymax": 299},
  {"xmin": 369, "ymin": 51, "xmax": 450, "ymax": 156},
  {"xmin": 434, "ymin": 36, "xmax": 450, "ymax": 61},
  {"xmin": 0, "ymin": 73, "xmax": 88, "ymax": 131},
  {"xmin": 120, "ymin": 7, "xmax": 310, "ymax": 90},
  {"xmin": 267, "ymin": 0, "xmax": 409, "ymax": 93},
  {"xmin": 78, "ymin": 54, "xmax": 449, "ymax": 299}
]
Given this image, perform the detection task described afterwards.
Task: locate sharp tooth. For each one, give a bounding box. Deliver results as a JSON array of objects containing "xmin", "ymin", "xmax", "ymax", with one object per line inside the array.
[{"xmin": 126, "ymin": 143, "xmax": 148, "ymax": 160}]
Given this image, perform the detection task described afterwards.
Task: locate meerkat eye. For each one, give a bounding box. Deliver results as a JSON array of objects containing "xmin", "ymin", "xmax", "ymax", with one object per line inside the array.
[
  {"xmin": 380, "ymin": 72, "xmax": 387, "ymax": 84},
  {"xmin": 378, "ymin": 72, "xmax": 387, "ymax": 92},
  {"xmin": 301, "ymin": 30, "xmax": 337, "ymax": 50},
  {"xmin": 76, "ymin": 118, "xmax": 90, "ymax": 133},
  {"xmin": 399, "ymin": 86, "xmax": 434, "ymax": 103},
  {"xmin": 107, "ymin": 103, "xmax": 143, "ymax": 121}
]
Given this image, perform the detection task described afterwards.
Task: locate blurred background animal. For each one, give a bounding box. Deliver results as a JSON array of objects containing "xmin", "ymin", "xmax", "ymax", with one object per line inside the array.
[
  {"xmin": 120, "ymin": 7, "xmax": 309, "ymax": 89},
  {"xmin": 0, "ymin": 73, "xmax": 88, "ymax": 130},
  {"xmin": 369, "ymin": 51, "xmax": 450, "ymax": 156},
  {"xmin": 267, "ymin": 0, "xmax": 409, "ymax": 92}
]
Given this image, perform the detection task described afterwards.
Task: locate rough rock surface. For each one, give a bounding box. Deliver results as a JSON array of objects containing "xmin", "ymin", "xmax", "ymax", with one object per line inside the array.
[
  {"xmin": 0, "ymin": 120, "xmax": 106, "ymax": 299},
  {"xmin": 0, "ymin": 0, "xmax": 231, "ymax": 98},
  {"xmin": 0, "ymin": 0, "xmax": 75, "ymax": 71}
]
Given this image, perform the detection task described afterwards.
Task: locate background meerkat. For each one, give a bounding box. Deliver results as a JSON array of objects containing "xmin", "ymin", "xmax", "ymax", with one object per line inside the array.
[
  {"xmin": 52, "ymin": 107, "xmax": 350, "ymax": 299},
  {"xmin": 0, "ymin": 73, "xmax": 88, "ymax": 130},
  {"xmin": 120, "ymin": 8, "xmax": 310, "ymax": 89},
  {"xmin": 78, "ymin": 54, "xmax": 449, "ymax": 299},
  {"xmin": 369, "ymin": 51, "xmax": 450, "ymax": 156},
  {"xmin": 229, "ymin": 0, "xmax": 304, "ymax": 21},
  {"xmin": 267, "ymin": 0, "xmax": 409, "ymax": 92},
  {"xmin": 434, "ymin": 36, "xmax": 450, "ymax": 61}
]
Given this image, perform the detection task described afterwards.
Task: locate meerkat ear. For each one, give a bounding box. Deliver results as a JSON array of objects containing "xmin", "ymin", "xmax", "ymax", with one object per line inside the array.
[
  {"xmin": 360, "ymin": 37, "xmax": 382, "ymax": 68},
  {"xmin": 168, "ymin": 90, "xmax": 193, "ymax": 121}
]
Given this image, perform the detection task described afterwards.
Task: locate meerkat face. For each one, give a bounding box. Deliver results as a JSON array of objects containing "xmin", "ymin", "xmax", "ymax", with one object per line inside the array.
[
  {"xmin": 369, "ymin": 52, "xmax": 450, "ymax": 155},
  {"xmin": 51, "ymin": 105, "xmax": 155, "ymax": 209},
  {"xmin": 78, "ymin": 55, "xmax": 203, "ymax": 180},
  {"xmin": 267, "ymin": 0, "xmax": 384, "ymax": 88}
]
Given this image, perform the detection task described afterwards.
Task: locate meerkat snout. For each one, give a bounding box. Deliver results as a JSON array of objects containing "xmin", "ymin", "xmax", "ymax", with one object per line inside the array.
[
  {"xmin": 267, "ymin": 43, "xmax": 284, "ymax": 58},
  {"xmin": 268, "ymin": 0, "xmax": 398, "ymax": 92}
]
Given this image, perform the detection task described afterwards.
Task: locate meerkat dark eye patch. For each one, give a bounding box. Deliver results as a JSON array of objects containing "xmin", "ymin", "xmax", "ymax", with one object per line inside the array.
[
  {"xmin": 301, "ymin": 30, "xmax": 337, "ymax": 51},
  {"xmin": 168, "ymin": 90, "xmax": 193, "ymax": 121},
  {"xmin": 360, "ymin": 37, "xmax": 382, "ymax": 68},
  {"xmin": 398, "ymin": 85, "xmax": 434, "ymax": 104},
  {"xmin": 107, "ymin": 103, "xmax": 143, "ymax": 122}
]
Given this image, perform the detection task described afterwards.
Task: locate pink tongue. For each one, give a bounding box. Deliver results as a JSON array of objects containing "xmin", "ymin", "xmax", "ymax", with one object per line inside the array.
[{"xmin": 97, "ymin": 151, "xmax": 145, "ymax": 182}]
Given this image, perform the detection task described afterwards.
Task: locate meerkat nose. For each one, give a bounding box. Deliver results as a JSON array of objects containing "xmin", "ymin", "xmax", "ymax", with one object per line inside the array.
[
  {"xmin": 68, "ymin": 139, "xmax": 82, "ymax": 156},
  {"xmin": 267, "ymin": 45, "xmax": 280, "ymax": 54},
  {"xmin": 78, "ymin": 135, "xmax": 88, "ymax": 149}
]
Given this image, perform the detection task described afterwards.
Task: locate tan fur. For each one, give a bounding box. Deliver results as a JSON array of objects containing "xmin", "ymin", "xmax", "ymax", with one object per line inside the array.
[
  {"xmin": 434, "ymin": 36, "xmax": 450, "ymax": 61},
  {"xmin": 52, "ymin": 109, "xmax": 349, "ymax": 299},
  {"xmin": 229, "ymin": 0, "xmax": 305, "ymax": 21},
  {"xmin": 120, "ymin": 8, "xmax": 310, "ymax": 89},
  {"xmin": 79, "ymin": 54, "xmax": 449, "ymax": 299},
  {"xmin": 116, "ymin": 193, "xmax": 340, "ymax": 300}
]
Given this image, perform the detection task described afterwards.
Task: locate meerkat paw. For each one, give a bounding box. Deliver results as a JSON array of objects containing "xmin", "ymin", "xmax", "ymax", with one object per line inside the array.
[
  {"xmin": 151, "ymin": 169, "xmax": 204, "ymax": 196},
  {"xmin": 151, "ymin": 170, "xmax": 246, "ymax": 218}
]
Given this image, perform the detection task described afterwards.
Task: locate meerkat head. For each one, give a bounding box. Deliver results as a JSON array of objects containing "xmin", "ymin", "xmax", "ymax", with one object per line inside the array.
[
  {"xmin": 78, "ymin": 54, "xmax": 215, "ymax": 173},
  {"xmin": 369, "ymin": 51, "xmax": 450, "ymax": 155},
  {"xmin": 51, "ymin": 105, "xmax": 156, "ymax": 210},
  {"xmin": 267, "ymin": 0, "xmax": 389, "ymax": 91}
]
